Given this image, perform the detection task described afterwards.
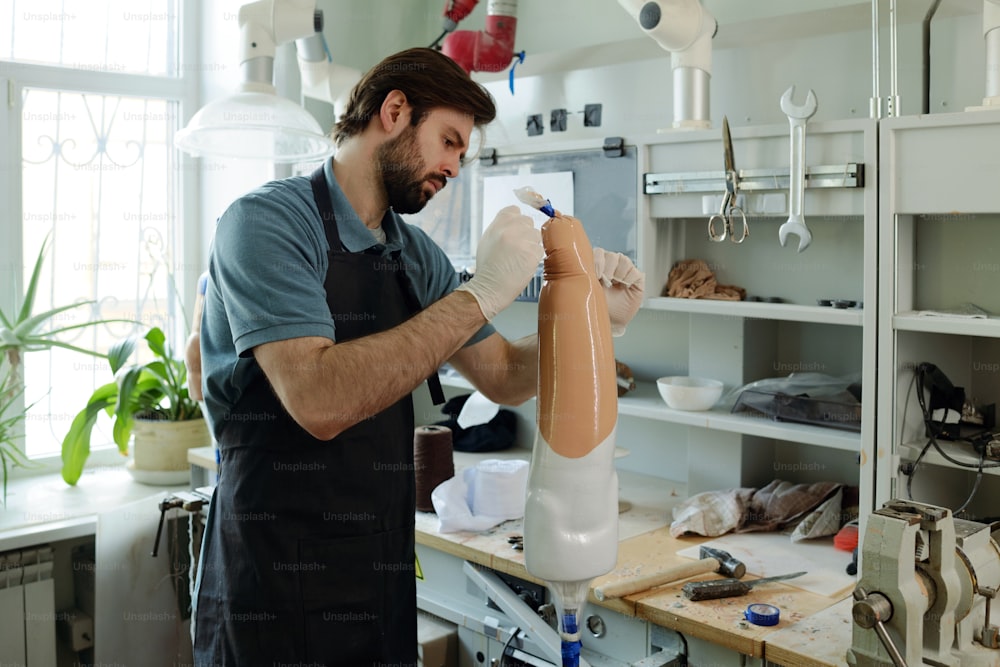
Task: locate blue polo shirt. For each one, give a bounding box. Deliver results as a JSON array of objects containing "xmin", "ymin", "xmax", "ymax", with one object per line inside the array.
[{"xmin": 200, "ymin": 159, "xmax": 494, "ymax": 441}]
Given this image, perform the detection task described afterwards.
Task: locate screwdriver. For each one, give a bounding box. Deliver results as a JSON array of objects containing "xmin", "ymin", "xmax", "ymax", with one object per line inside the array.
[{"xmin": 682, "ymin": 571, "xmax": 807, "ymax": 601}]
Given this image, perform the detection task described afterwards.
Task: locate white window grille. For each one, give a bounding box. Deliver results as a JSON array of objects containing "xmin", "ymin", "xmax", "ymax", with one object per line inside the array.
[{"xmin": 1, "ymin": 1, "xmax": 199, "ymax": 465}]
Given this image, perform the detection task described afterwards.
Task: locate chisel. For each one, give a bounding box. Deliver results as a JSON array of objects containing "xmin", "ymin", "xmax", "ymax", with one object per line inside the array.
[{"xmin": 682, "ymin": 571, "xmax": 807, "ymax": 601}]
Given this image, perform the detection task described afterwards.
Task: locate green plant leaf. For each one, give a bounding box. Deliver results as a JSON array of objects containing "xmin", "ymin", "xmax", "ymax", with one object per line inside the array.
[
  {"xmin": 111, "ymin": 414, "xmax": 133, "ymax": 452},
  {"xmin": 145, "ymin": 327, "xmax": 167, "ymax": 360},
  {"xmin": 115, "ymin": 367, "xmax": 146, "ymax": 419},
  {"xmin": 108, "ymin": 335, "xmax": 138, "ymax": 374},
  {"xmin": 142, "ymin": 360, "xmax": 170, "ymax": 384},
  {"xmin": 16, "ymin": 233, "xmax": 51, "ymax": 325},
  {"xmin": 21, "ymin": 338, "xmax": 111, "ymax": 358},
  {"xmin": 121, "ymin": 375, "xmax": 168, "ymax": 418},
  {"xmin": 43, "ymin": 317, "xmax": 139, "ymax": 337},
  {"xmin": 61, "ymin": 387, "xmax": 117, "ymax": 486},
  {"xmin": 12, "ymin": 301, "xmax": 96, "ymax": 338},
  {"xmin": 0, "ymin": 438, "xmax": 32, "ymax": 468},
  {"xmin": 0, "ymin": 327, "xmax": 20, "ymax": 347}
]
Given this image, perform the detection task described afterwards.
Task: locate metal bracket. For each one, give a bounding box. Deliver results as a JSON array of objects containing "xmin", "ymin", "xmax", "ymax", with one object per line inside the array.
[
  {"xmin": 463, "ymin": 562, "xmax": 591, "ymax": 667},
  {"xmin": 644, "ymin": 163, "xmax": 864, "ymax": 195},
  {"xmin": 479, "ymin": 147, "xmax": 497, "ymax": 166},
  {"xmin": 603, "ymin": 136, "xmax": 625, "ymax": 158}
]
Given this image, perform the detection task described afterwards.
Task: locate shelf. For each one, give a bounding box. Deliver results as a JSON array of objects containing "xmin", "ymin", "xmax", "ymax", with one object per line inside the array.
[
  {"xmin": 436, "ymin": 373, "xmax": 860, "ymax": 452},
  {"xmin": 645, "ymin": 297, "xmax": 864, "ymax": 326},
  {"xmin": 644, "ymin": 163, "xmax": 864, "ymax": 195},
  {"xmin": 898, "ymin": 440, "xmax": 1000, "ymax": 477},
  {"xmin": 618, "ymin": 382, "xmax": 861, "ymax": 452},
  {"xmin": 894, "ymin": 312, "xmax": 1000, "ymax": 338}
]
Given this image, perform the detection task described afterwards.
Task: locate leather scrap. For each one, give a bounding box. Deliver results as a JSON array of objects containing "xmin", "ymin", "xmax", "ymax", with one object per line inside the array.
[
  {"xmin": 662, "ymin": 259, "xmax": 746, "ymax": 301},
  {"xmin": 615, "ymin": 359, "xmax": 636, "ymax": 397}
]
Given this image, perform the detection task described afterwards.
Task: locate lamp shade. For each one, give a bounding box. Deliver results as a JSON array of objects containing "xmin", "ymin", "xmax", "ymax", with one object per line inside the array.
[{"xmin": 175, "ymin": 91, "xmax": 335, "ymax": 163}]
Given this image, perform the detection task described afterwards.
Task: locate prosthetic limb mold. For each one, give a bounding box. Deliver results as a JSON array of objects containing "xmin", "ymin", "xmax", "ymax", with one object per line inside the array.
[{"xmin": 523, "ymin": 210, "xmax": 619, "ymax": 667}]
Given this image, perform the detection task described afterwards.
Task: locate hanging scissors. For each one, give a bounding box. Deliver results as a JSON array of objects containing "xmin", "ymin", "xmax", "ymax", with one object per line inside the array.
[{"xmin": 708, "ymin": 116, "xmax": 749, "ymax": 244}]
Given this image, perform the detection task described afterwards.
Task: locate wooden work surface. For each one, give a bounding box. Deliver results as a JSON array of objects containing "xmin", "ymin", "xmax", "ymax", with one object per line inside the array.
[
  {"xmin": 763, "ymin": 596, "xmax": 854, "ymax": 667},
  {"xmin": 413, "ymin": 450, "xmax": 854, "ymax": 663},
  {"xmin": 590, "ymin": 528, "xmax": 850, "ymax": 659}
]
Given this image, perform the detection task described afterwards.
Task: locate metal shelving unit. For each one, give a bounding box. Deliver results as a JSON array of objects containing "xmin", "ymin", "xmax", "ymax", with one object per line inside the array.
[{"xmin": 878, "ymin": 109, "xmax": 1000, "ymax": 514}]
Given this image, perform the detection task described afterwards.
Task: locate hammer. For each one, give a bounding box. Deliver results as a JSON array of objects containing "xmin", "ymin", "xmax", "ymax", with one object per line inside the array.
[{"xmin": 594, "ymin": 546, "xmax": 746, "ymax": 601}]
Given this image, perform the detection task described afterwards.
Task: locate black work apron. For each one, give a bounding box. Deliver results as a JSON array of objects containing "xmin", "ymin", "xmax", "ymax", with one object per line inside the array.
[{"xmin": 193, "ymin": 167, "xmax": 441, "ymax": 666}]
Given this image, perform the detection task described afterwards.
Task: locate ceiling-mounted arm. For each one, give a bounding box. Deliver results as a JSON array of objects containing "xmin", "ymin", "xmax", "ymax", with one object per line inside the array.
[
  {"xmin": 617, "ymin": 0, "xmax": 716, "ymax": 129},
  {"xmin": 238, "ymin": 0, "xmax": 321, "ymax": 93},
  {"xmin": 295, "ymin": 32, "xmax": 361, "ymax": 109}
]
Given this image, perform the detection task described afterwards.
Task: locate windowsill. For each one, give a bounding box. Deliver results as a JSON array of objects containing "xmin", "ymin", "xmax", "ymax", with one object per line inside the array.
[
  {"xmin": 7, "ymin": 443, "xmax": 140, "ymax": 479},
  {"xmin": 0, "ymin": 460, "xmax": 188, "ymax": 551}
]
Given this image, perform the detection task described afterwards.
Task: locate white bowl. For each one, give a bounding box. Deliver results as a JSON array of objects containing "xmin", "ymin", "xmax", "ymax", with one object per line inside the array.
[{"xmin": 656, "ymin": 376, "xmax": 724, "ymax": 411}]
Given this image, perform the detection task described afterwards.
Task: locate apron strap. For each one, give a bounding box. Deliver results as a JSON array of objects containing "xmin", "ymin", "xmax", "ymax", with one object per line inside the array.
[{"xmin": 309, "ymin": 166, "xmax": 445, "ymax": 406}]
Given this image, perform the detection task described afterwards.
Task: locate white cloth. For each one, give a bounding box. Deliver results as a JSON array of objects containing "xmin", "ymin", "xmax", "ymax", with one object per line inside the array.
[
  {"xmin": 456, "ymin": 390, "xmax": 501, "ymax": 429},
  {"xmin": 432, "ymin": 459, "xmax": 529, "ymax": 533}
]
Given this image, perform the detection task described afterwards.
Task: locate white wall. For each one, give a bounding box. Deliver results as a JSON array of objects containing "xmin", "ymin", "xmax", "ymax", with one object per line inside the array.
[
  {"xmin": 190, "ymin": 0, "xmax": 995, "ymax": 269},
  {"xmin": 470, "ymin": 1, "xmax": 988, "ymax": 148}
]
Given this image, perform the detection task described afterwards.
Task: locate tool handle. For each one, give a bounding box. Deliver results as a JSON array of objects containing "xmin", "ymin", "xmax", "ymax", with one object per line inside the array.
[
  {"xmin": 788, "ymin": 120, "xmax": 807, "ymax": 218},
  {"xmin": 682, "ymin": 578, "xmax": 751, "ymax": 601},
  {"xmin": 594, "ymin": 558, "xmax": 718, "ymax": 601}
]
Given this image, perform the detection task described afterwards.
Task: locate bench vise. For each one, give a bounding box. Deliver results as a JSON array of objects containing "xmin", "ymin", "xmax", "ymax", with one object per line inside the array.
[{"xmin": 847, "ymin": 499, "xmax": 1000, "ymax": 667}]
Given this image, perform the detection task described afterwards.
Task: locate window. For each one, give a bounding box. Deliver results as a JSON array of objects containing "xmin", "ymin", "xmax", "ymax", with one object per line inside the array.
[{"xmin": 1, "ymin": 1, "xmax": 197, "ymax": 464}]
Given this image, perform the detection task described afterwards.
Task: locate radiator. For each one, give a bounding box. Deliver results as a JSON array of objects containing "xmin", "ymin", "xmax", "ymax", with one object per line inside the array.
[{"xmin": 0, "ymin": 544, "xmax": 56, "ymax": 666}]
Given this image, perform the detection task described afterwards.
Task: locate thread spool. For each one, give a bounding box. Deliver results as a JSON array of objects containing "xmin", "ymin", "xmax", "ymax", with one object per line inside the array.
[{"xmin": 413, "ymin": 425, "xmax": 454, "ymax": 512}]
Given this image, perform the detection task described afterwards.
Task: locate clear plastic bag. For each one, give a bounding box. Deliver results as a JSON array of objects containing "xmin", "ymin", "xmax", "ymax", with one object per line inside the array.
[{"xmin": 724, "ymin": 372, "xmax": 863, "ymax": 432}]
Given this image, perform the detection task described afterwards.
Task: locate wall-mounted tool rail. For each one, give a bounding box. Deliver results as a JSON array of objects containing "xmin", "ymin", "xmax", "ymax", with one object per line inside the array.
[{"xmin": 644, "ymin": 163, "xmax": 864, "ymax": 195}]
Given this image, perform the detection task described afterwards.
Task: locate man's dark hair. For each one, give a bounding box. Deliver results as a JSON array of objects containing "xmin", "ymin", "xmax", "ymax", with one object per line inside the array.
[{"xmin": 332, "ymin": 47, "xmax": 497, "ymax": 147}]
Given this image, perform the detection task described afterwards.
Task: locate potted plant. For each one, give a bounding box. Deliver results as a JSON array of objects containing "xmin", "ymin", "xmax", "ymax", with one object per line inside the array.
[
  {"xmin": 1, "ymin": 235, "xmax": 130, "ymax": 392},
  {"xmin": 61, "ymin": 326, "xmax": 209, "ymax": 486},
  {"xmin": 1, "ymin": 235, "xmax": 134, "ymax": 496}
]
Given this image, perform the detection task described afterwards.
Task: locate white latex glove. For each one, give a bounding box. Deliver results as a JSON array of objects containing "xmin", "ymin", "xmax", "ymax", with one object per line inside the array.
[
  {"xmin": 457, "ymin": 206, "xmax": 543, "ymax": 320},
  {"xmin": 593, "ymin": 248, "xmax": 645, "ymax": 336}
]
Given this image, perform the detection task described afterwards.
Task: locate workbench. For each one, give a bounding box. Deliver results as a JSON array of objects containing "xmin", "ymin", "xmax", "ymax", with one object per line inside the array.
[
  {"xmin": 190, "ymin": 444, "xmax": 858, "ymax": 664},
  {"xmin": 416, "ymin": 449, "xmax": 855, "ymax": 666}
]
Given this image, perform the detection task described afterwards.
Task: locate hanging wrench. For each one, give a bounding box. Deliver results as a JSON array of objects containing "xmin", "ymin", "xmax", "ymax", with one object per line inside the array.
[{"xmin": 778, "ymin": 85, "xmax": 818, "ymax": 252}]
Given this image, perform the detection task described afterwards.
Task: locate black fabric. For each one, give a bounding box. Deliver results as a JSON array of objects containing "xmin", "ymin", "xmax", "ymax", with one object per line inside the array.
[
  {"xmin": 308, "ymin": 163, "xmax": 444, "ymax": 406},
  {"xmin": 193, "ymin": 166, "xmax": 420, "ymax": 667},
  {"xmin": 435, "ymin": 393, "xmax": 518, "ymax": 453}
]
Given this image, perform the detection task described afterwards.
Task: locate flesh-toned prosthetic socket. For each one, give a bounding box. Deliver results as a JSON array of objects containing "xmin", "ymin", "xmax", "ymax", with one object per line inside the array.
[{"xmin": 524, "ymin": 212, "xmax": 619, "ymax": 667}]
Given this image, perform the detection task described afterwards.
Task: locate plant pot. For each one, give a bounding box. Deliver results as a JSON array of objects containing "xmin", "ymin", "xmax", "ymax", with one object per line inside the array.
[{"xmin": 128, "ymin": 417, "xmax": 212, "ymax": 485}]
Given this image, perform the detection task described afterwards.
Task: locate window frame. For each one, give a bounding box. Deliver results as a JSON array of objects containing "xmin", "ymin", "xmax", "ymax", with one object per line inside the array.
[{"xmin": 0, "ymin": 1, "xmax": 202, "ymax": 475}]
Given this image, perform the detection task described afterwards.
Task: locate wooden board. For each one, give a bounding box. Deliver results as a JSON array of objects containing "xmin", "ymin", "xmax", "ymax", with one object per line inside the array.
[
  {"xmin": 676, "ymin": 532, "xmax": 856, "ymax": 597},
  {"xmin": 589, "ymin": 529, "xmax": 845, "ymax": 658},
  {"xmin": 764, "ymin": 596, "xmax": 853, "ymax": 667}
]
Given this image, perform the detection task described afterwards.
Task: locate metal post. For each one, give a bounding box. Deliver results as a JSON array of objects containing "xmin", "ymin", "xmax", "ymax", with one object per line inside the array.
[
  {"xmin": 888, "ymin": 0, "xmax": 900, "ymax": 116},
  {"xmin": 871, "ymin": 0, "xmax": 883, "ymax": 119}
]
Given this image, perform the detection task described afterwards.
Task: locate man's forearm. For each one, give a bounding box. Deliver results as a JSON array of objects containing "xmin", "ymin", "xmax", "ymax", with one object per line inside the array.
[
  {"xmin": 489, "ymin": 334, "xmax": 538, "ymax": 405},
  {"xmin": 258, "ymin": 290, "xmax": 487, "ymax": 440},
  {"xmin": 449, "ymin": 332, "xmax": 538, "ymax": 407}
]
